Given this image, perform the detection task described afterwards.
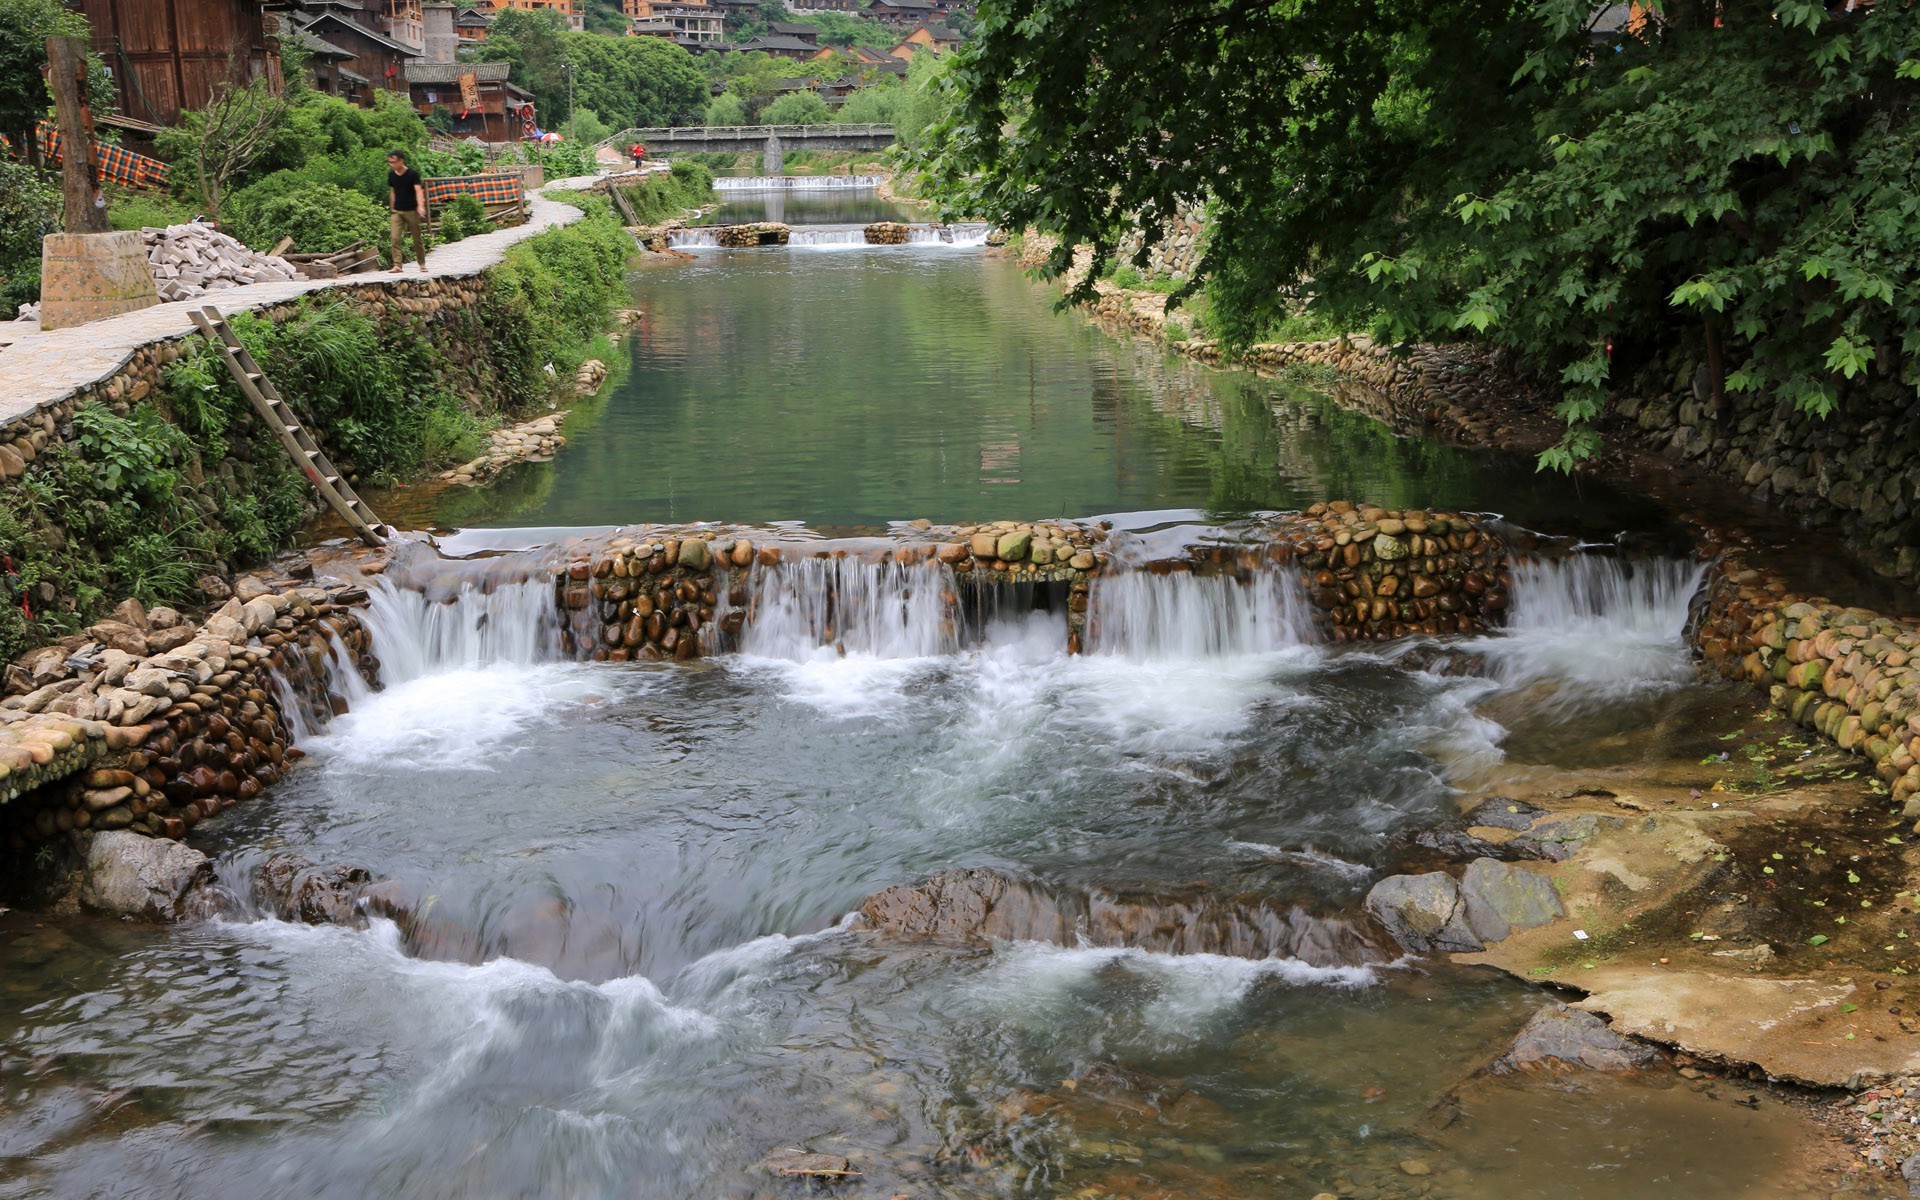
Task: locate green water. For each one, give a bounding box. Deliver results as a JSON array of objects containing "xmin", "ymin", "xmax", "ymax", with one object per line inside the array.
[{"xmin": 421, "ymin": 194, "xmax": 1666, "ymax": 538}]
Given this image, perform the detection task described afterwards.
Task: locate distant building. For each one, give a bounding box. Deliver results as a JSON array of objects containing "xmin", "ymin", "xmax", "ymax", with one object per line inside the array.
[
  {"xmin": 735, "ymin": 33, "xmax": 819, "ymax": 60},
  {"xmin": 454, "ymin": 6, "xmax": 495, "ymax": 41},
  {"xmin": 294, "ymin": 8, "xmax": 418, "ymax": 93},
  {"xmin": 627, "ymin": 0, "xmax": 724, "ymax": 43},
  {"xmin": 889, "ymin": 22, "xmax": 961, "ymax": 57},
  {"xmin": 404, "ymin": 59, "xmax": 529, "ymax": 140},
  {"xmin": 493, "ymin": 0, "xmax": 583, "ymax": 30},
  {"xmin": 787, "ymin": 0, "xmax": 863, "ymax": 12},
  {"xmin": 71, "ymin": 0, "xmax": 280, "ymax": 127},
  {"xmin": 282, "ymin": 24, "xmax": 370, "ymax": 101},
  {"xmin": 866, "ymin": 0, "xmax": 942, "ymax": 28},
  {"xmin": 422, "ymin": 2, "xmax": 459, "ymax": 61},
  {"xmin": 768, "ymin": 21, "xmax": 820, "ymax": 44},
  {"xmin": 811, "ymin": 43, "xmax": 896, "ymax": 66}
]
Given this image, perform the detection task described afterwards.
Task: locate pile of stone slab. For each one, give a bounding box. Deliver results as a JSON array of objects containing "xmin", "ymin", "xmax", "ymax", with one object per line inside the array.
[{"xmin": 142, "ymin": 224, "xmax": 302, "ymax": 303}]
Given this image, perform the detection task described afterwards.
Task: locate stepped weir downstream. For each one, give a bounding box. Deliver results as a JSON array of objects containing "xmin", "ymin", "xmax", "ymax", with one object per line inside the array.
[{"xmin": 0, "ymin": 188, "xmax": 1897, "ymax": 1199}]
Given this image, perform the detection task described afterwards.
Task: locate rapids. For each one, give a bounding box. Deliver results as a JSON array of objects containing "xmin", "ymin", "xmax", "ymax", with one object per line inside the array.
[{"xmin": 0, "ymin": 191, "xmax": 1875, "ymax": 1200}]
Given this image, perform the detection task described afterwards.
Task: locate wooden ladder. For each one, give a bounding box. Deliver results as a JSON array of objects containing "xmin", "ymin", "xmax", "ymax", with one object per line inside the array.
[{"xmin": 188, "ymin": 306, "xmax": 388, "ymax": 547}]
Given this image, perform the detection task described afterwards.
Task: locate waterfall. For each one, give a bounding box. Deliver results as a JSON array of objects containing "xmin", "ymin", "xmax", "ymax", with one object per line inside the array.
[
  {"xmin": 739, "ymin": 556, "xmax": 957, "ymax": 660},
  {"xmin": 358, "ymin": 576, "xmax": 563, "ymax": 685},
  {"xmin": 907, "ymin": 223, "xmax": 991, "ymax": 248},
  {"xmin": 713, "ymin": 175, "xmax": 886, "ymax": 191},
  {"xmin": 666, "ymin": 228, "xmax": 718, "ymax": 248},
  {"xmin": 1478, "ymin": 553, "xmax": 1707, "ymax": 691},
  {"xmin": 1086, "ymin": 568, "xmax": 1313, "ymax": 658},
  {"xmin": 787, "ymin": 226, "xmax": 866, "ymax": 247}
]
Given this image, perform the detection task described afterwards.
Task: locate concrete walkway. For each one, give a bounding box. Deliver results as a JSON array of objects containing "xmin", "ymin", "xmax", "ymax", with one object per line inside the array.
[{"xmin": 0, "ymin": 193, "xmax": 585, "ymax": 428}]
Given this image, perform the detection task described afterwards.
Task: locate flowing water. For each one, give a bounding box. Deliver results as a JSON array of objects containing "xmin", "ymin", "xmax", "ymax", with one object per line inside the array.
[{"xmin": 0, "ymin": 192, "xmax": 1879, "ymax": 1199}]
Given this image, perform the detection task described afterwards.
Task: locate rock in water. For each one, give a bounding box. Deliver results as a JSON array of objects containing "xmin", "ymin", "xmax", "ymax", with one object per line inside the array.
[
  {"xmin": 79, "ymin": 831, "xmax": 212, "ymax": 920},
  {"xmin": 1363, "ymin": 871, "xmax": 1483, "ymax": 953},
  {"xmin": 1458, "ymin": 857, "xmax": 1565, "ymax": 943},
  {"xmin": 1492, "ymin": 1003, "xmax": 1659, "ymax": 1072}
]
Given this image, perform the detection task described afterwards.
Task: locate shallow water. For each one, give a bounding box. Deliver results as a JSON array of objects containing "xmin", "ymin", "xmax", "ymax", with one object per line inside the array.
[{"xmin": 0, "ymin": 193, "xmax": 1887, "ymax": 1199}]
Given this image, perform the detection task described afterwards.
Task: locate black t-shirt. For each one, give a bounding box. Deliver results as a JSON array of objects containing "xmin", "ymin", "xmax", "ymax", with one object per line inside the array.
[{"xmin": 388, "ymin": 168, "xmax": 422, "ymax": 212}]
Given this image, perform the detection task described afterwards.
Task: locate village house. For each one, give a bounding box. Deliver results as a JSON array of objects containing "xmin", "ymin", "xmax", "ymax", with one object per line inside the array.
[
  {"xmin": 733, "ymin": 33, "xmax": 818, "ymax": 59},
  {"xmin": 787, "ymin": 0, "xmax": 863, "ymax": 12},
  {"xmin": 888, "ymin": 21, "xmax": 962, "ymax": 57},
  {"xmin": 454, "ymin": 7, "xmax": 494, "ymax": 42},
  {"xmin": 490, "ymin": 0, "xmax": 583, "ymax": 29},
  {"xmin": 290, "ymin": 7, "xmax": 417, "ymax": 93},
  {"xmin": 866, "ymin": 0, "xmax": 944, "ymax": 28},
  {"xmin": 403, "ymin": 59, "xmax": 529, "ymax": 141},
  {"xmin": 71, "ymin": 0, "xmax": 280, "ymax": 127},
  {"xmin": 768, "ymin": 21, "xmax": 820, "ymax": 45},
  {"xmin": 282, "ymin": 23, "xmax": 372, "ymax": 102},
  {"xmin": 626, "ymin": 0, "xmax": 724, "ymax": 45}
]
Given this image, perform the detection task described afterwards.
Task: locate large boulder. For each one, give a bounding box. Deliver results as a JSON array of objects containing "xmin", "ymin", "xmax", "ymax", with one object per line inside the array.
[
  {"xmin": 1492, "ymin": 1003, "xmax": 1660, "ymax": 1073},
  {"xmin": 1459, "ymin": 857, "xmax": 1565, "ymax": 943},
  {"xmin": 1363, "ymin": 872, "xmax": 1483, "ymax": 953},
  {"xmin": 79, "ymin": 831, "xmax": 212, "ymax": 921}
]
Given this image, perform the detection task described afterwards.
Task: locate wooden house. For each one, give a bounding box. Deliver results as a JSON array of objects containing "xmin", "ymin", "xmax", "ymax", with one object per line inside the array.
[{"xmin": 72, "ymin": 0, "xmax": 280, "ymax": 127}]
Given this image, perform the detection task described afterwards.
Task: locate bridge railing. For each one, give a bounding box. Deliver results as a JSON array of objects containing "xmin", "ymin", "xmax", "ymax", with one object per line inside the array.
[{"xmin": 601, "ymin": 124, "xmax": 896, "ymax": 147}]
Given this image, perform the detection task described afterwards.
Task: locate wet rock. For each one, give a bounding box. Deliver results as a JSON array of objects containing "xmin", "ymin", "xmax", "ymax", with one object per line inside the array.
[
  {"xmin": 79, "ymin": 831, "xmax": 212, "ymax": 921},
  {"xmin": 761, "ymin": 1148, "xmax": 856, "ymax": 1180},
  {"xmin": 1492, "ymin": 1003, "xmax": 1660, "ymax": 1072},
  {"xmin": 1458, "ymin": 857, "xmax": 1564, "ymax": 943},
  {"xmin": 1461, "ymin": 797, "xmax": 1551, "ymax": 831},
  {"xmin": 676, "ymin": 538, "xmax": 710, "ymax": 571},
  {"xmin": 858, "ymin": 867, "xmax": 1383, "ymax": 965},
  {"xmin": 1511, "ymin": 812, "xmax": 1618, "ymax": 862},
  {"xmin": 1364, "ymin": 872, "xmax": 1483, "ymax": 953},
  {"xmin": 248, "ymin": 854, "xmax": 376, "ymax": 925},
  {"xmin": 1413, "ymin": 827, "xmax": 1540, "ymax": 863}
]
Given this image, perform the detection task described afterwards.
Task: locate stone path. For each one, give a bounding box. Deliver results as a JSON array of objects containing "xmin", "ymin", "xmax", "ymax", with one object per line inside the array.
[{"xmin": 0, "ymin": 194, "xmax": 585, "ymax": 429}]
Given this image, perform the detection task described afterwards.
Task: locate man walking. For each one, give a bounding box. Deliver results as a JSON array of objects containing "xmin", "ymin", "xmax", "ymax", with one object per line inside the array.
[{"xmin": 387, "ymin": 150, "xmax": 428, "ymax": 273}]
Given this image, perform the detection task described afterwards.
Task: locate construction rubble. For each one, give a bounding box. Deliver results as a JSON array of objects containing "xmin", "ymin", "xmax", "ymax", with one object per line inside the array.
[{"xmin": 142, "ymin": 224, "xmax": 303, "ymax": 303}]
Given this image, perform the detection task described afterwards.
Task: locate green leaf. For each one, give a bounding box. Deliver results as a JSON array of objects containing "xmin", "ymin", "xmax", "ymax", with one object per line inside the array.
[{"xmin": 1808, "ymin": 934, "xmax": 1829, "ymax": 946}]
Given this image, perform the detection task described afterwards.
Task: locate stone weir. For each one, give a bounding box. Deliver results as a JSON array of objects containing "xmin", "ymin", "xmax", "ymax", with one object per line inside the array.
[{"xmin": 549, "ymin": 502, "xmax": 1516, "ymax": 661}]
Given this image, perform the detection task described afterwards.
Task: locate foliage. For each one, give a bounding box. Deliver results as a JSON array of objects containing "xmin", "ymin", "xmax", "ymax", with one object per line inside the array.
[
  {"xmin": 0, "ymin": 0, "xmax": 111, "ymax": 162},
  {"xmin": 704, "ymin": 92, "xmax": 747, "ymax": 127},
  {"xmin": 611, "ymin": 165, "xmax": 715, "ymax": 223},
  {"xmin": 784, "ymin": 11, "xmax": 897, "ymax": 49},
  {"xmin": 928, "ymin": 0, "xmax": 1920, "ymax": 469},
  {"xmin": 104, "ymin": 187, "xmax": 196, "ymax": 233},
  {"xmin": 572, "ymin": 105, "xmax": 613, "ymax": 146},
  {"xmin": 0, "ymin": 159, "xmax": 58, "ymax": 310},
  {"xmin": 225, "ymin": 180, "xmax": 389, "ymax": 258},
  {"xmin": 484, "ymin": 199, "xmax": 634, "ymax": 406},
  {"xmin": 890, "ymin": 51, "xmax": 950, "ymax": 150},
  {"xmin": 475, "ymin": 9, "xmax": 707, "ymax": 129},
  {"xmin": 438, "ymin": 192, "xmax": 490, "ymax": 243},
  {"xmin": 834, "ymin": 84, "xmax": 903, "ymax": 126},
  {"xmin": 153, "ymin": 77, "xmax": 289, "ymax": 216},
  {"xmin": 762, "ymin": 90, "xmax": 831, "ymax": 127}
]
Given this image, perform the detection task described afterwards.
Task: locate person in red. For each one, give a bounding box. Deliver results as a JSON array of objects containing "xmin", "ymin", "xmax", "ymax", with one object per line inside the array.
[{"xmin": 630, "ymin": 141, "xmax": 647, "ymax": 170}]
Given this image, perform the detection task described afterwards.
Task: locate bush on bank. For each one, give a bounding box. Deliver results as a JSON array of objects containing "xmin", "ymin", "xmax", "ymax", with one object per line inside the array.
[
  {"xmin": 608, "ymin": 162, "xmax": 714, "ymax": 226},
  {"xmin": 0, "ymin": 201, "xmax": 633, "ymax": 662}
]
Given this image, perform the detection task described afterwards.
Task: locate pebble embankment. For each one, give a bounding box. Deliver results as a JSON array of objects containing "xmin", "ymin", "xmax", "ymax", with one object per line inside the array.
[{"xmin": 0, "ymin": 583, "xmax": 374, "ymax": 853}]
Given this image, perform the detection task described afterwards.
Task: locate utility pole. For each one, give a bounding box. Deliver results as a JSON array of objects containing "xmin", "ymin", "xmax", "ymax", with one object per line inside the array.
[
  {"xmin": 566, "ymin": 61, "xmax": 575, "ymax": 142},
  {"xmin": 45, "ymin": 36, "xmax": 108, "ymax": 233}
]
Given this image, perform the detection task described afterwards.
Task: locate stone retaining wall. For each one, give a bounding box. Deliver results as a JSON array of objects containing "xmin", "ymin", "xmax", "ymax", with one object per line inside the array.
[
  {"xmin": 0, "ymin": 583, "xmax": 375, "ymax": 855},
  {"xmin": 552, "ymin": 509, "xmax": 1512, "ymax": 659}
]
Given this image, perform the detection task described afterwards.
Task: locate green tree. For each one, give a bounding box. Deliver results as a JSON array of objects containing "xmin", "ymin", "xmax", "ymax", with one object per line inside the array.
[
  {"xmin": 927, "ymin": 0, "xmax": 1920, "ymax": 468},
  {"xmin": 762, "ymin": 90, "xmax": 830, "ymax": 126},
  {"xmin": 834, "ymin": 83, "xmax": 901, "ymax": 125},
  {"xmin": 475, "ymin": 10, "xmax": 706, "ymax": 130},
  {"xmin": 0, "ymin": 0, "xmax": 112, "ymax": 165},
  {"xmin": 704, "ymin": 92, "xmax": 746, "ymax": 127}
]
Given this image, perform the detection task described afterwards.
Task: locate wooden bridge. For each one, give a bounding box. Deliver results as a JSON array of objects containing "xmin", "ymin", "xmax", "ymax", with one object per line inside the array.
[{"xmin": 604, "ymin": 125, "xmax": 895, "ymax": 173}]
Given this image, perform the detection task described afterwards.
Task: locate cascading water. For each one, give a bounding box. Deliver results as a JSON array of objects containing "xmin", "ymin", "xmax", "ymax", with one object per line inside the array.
[
  {"xmin": 787, "ymin": 226, "xmax": 866, "ymax": 247},
  {"xmin": 739, "ymin": 556, "xmax": 957, "ymax": 660},
  {"xmin": 1086, "ymin": 567, "xmax": 1314, "ymax": 658},
  {"xmin": 666, "ymin": 228, "xmax": 718, "ymax": 249},
  {"xmin": 357, "ymin": 575, "xmax": 562, "ymax": 683},
  {"xmin": 1474, "ymin": 552, "xmax": 1708, "ymax": 695},
  {"xmin": 907, "ymin": 223, "xmax": 992, "ymax": 248}
]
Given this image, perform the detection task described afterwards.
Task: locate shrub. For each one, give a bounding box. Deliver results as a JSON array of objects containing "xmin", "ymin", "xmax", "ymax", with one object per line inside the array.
[
  {"xmin": 439, "ymin": 192, "xmax": 489, "ymax": 243},
  {"xmin": 762, "ymin": 92, "xmax": 831, "ymax": 127},
  {"xmin": 226, "ymin": 180, "xmax": 389, "ymax": 257},
  {"xmin": 703, "ymin": 93, "xmax": 746, "ymax": 127},
  {"xmin": 0, "ymin": 159, "xmax": 58, "ymax": 309}
]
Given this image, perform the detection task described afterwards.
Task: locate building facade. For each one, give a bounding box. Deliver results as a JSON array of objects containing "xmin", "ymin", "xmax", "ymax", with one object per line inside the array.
[{"xmin": 72, "ymin": 0, "xmax": 279, "ymax": 127}]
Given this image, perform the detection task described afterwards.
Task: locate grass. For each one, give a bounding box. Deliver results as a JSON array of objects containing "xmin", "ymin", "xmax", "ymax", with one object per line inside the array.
[{"xmin": 105, "ymin": 187, "xmax": 198, "ymax": 232}]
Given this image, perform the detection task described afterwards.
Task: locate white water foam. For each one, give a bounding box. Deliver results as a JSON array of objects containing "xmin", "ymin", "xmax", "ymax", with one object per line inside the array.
[
  {"xmin": 712, "ymin": 176, "xmax": 886, "ymax": 190},
  {"xmin": 665, "ymin": 228, "xmax": 717, "ymax": 249},
  {"xmin": 1474, "ymin": 554, "xmax": 1707, "ymax": 696},
  {"xmin": 787, "ymin": 226, "xmax": 866, "ymax": 248},
  {"xmin": 973, "ymin": 941, "xmax": 1376, "ymax": 1040},
  {"xmin": 1087, "ymin": 568, "xmax": 1314, "ymax": 658},
  {"xmin": 304, "ymin": 576, "xmax": 598, "ymax": 772},
  {"xmin": 906, "ymin": 223, "xmax": 992, "ymax": 248}
]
